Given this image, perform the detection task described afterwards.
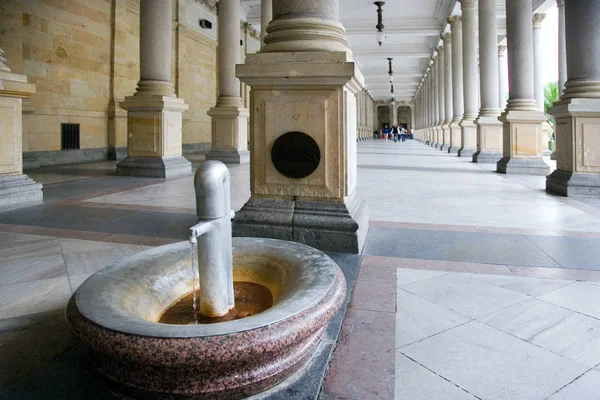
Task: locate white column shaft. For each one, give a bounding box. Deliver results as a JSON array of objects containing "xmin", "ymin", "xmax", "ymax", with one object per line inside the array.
[
  {"xmin": 261, "ymin": 0, "xmax": 272, "ymax": 48},
  {"xmin": 478, "ymin": 0, "xmax": 500, "ymax": 113},
  {"xmin": 461, "ymin": 2, "xmax": 478, "ymax": 119},
  {"xmin": 443, "ymin": 35, "xmax": 453, "ymax": 123},
  {"xmin": 533, "ymin": 14, "xmax": 546, "ymax": 111},
  {"xmin": 505, "ymin": 0, "xmax": 536, "ymax": 107},
  {"xmin": 450, "ymin": 17, "xmax": 464, "ymax": 121},
  {"xmin": 218, "ymin": 0, "xmax": 241, "ymax": 99},
  {"xmin": 498, "ymin": 45, "xmax": 508, "ymax": 110},
  {"xmin": 139, "ymin": 0, "xmax": 172, "ymax": 82},
  {"xmin": 557, "ymin": 0, "xmax": 567, "ymax": 95},
  {"xmin": 437, "ymin": 49, "xmax": 445, "ymax": 125}
]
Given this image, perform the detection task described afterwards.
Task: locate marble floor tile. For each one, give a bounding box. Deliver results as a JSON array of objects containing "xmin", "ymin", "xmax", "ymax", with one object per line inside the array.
[
  {"xmin": 395, "ymin": 353, "xmax": 477, "ymax": 400},
  {"xmin": 0, "ymin": 277, "xmax": 72, "ymax": 320},
  {"xmin": 401, "ymin": 321, "xmax": 589, "ymax": 400},
  {"xmin": 67, "ymin": 274, "xmax": 91, "ymax": 293},
  {"xmin": 323, "ymin": 308, "xmax": 395, "ymax": 400},
  {"xmin": 0, "ymin": 254, "xmax": 66, "ymax": 286},
  {"xmin": 400, "ymin": 273, "xmax": 531, "ymax": 319},
  {"xmin": 0, "ymin": 236, "xmax": 62, "ymax": 264},
  {"xmin": 395, "ymin": 268, "xmax": 449, "ymax": 286},
  {"xmin": 538, "ymin": 282, "xmax": 600, "ymax": 319},
  {"xmin": 480, "ymin": 298, "xmax": 600, "ymax": 367},
  {"xmin": 0, "ymin": 310, "xmax": 75, "ymax": 393},
  {"xmin": 396, "ymin": 289, "xmax": 471, "ymax": 348},
  {"xmin": 64, "ymin": 246, "xmax": 145, "ymax": 276},
  {"xmin": 349, "ymin": 264, "xmax": 396, "ymax": 313},
  {"xmin": 547, "ymin": 369, "xmax": 600, "ymax": 400},
  {"xmin": 460, "ymin": 273, "xmax": 573, "ymax": 297},
  {"xmin": 60, "ymin": 238, "xmax": 145, "ymax": 255}
]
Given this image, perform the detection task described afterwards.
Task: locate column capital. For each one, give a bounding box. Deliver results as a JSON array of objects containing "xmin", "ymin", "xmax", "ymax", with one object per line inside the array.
[
  {"xmin": 441, "ymin": 32, "xmax": 452, "ymax": 44},
  {"xmin": 459, "ymin": 0, "xmax": 477, "ymax": 9},
  {"xmin": 447, "ymin": 15, "xmax": 462, "ymax": 29},
  {"xmin": 435, "ymin": 45, "xmax": 444, "ymax": 54},
  {"xmin": 532, "ymin": 13, "xmax": 546, "ymax": 28},
  {"xmin": 498, "ymin": 44, "xmax": 507, "ymax": 55},
  {"xmin": 556, "ymin": 0, "xmax": 564, "ymax": 7},
  {"xmin": 0, "ymin": 47, "xmax": 11, "ymax": 73}
]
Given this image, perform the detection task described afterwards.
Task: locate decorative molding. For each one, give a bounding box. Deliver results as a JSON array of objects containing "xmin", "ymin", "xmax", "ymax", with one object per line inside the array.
[
  {"xmin": 447, "ymin": 15, "xmax": 462, "ymax": 29},
  {"xmin": 435, "ymin": 45, "xmax": 443, "ymax": 54},
  {"xmin": 532, "ymin": 13, "xmax": 546, "ymax": 28},
  {"xmin": 441, "ymin": 32, "xmax": 452, "ymax": 44},
  {"xmin": 498, "ymin": 44, "xmax": 507, "ymax": 55},
  {"xmin": 459, "ymin": 0, "xmax": 477, "ymax": 9},
  {"xmin": 194, "ymin": 0, "xmax": 218, "ymax": 14}
]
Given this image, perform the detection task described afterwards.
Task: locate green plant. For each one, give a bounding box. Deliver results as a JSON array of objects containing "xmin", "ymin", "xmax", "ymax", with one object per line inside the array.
[{"xmin": 544, "ymin": 81, "xmax": 559, "ymax": 125}]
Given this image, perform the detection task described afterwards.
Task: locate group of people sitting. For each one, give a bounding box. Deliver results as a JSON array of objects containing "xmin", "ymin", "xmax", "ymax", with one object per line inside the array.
[{"xmin": 374, "ymin": 125, "xmax": 413, "ymax": 142}]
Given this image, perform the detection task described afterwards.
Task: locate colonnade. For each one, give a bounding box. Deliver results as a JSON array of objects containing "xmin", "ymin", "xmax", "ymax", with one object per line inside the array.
[
  {"xmin": 413, "ymin": 0, "xmax": 600, "ymax": 195},
  {"xmin": 356, "ymin": 89, "xmax": 376, "ymax": 140}
]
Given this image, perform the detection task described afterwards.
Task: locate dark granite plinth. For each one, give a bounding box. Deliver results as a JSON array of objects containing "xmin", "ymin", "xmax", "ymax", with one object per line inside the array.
[
  {"xmin": 496, "ymin": 157, "xmax": 550, "ymax": 175},
  {"xmin": 447, "ymin": 146, "xmax": 459, "ymax": 154},
  {"xmin": 205, "ymin": 149, "xmax": 250, "ymax": 164},
  {"xmin": 116, "ymin": 156, "xmax": 191, "ymax": 178},
  {"xmin": 458, "ymin": 147, "xmax": 476, "ymax": 158},
  {"xmin": 546, "ymin": 170, "xmax": 600, "ymax": 197},
  {"xmin": 234, "ymin": 192, "xmax": 369, "ymax": 254}
]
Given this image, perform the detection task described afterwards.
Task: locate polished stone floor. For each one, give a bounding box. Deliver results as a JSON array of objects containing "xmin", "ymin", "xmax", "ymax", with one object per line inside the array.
[{"xmin": 1, "ymin": 140, "xmax": 600, "ymax": 399}]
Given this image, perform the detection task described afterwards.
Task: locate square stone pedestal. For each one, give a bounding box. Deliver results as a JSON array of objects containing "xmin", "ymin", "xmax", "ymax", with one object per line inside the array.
[
  {"xmin": 0, "ymin": 71, "xmax": 42, "ymax": 211},
  {"xmin": 473, "ymin": 116, "xmax": 503, "ymax": 163},
  {"xmin": 117, "ymin": 95, "xmax": 191, "ymax": 178},
  {"xmin": 440, "ymin": 125, "xmax": 450, "ymax": 151},
  {"xmin": 546, "ymin": 98, "xmax": 600, "ymax": 196},
  {"xmin": 447, "ymin": 121, "xmax": 461, "ymax": 154},
  {"xmin": 496, "ymin": 109, "xmax": 550, "ymax": 175},
  {"xmin": 206, "ymin": 105, "xmax": 250, "ymax": 164},
  {"xmin": 458, "ymin": 119, "xmax": 477, "ymax": 158},
  {"xmin": 235, "ymin": 51, "xmax": 369, "ymax": 254}
]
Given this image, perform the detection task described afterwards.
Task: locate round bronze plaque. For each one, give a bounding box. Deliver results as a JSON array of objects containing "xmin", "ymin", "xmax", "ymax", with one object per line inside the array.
[{"xmin": 271, "ymin": 132, "xmax": 321, "ymax": 179}]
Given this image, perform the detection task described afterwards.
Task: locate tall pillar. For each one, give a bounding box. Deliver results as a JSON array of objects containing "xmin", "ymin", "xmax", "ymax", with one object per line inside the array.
[
  {"xmin": 473, "ymin": 0, "xmax": 502, "ymax": 163},
  {"xmin": 458, "ymin": 0, "xmax": 478, "ymax": 157},
  {"xmin": 498, "ymin": 45, "xmax": 508, "ymax": 111},
  {"xmin": 448, "ymin": 16, "xmax": 463, "ymax": 153},
  {"xmin": 437, "ymin": 46, "xmax": 446, "ymax": 149},
  {"xmin": 236, "ymin": 0, "xmax": 368, "ymax": 253},
  {"xmin": 557, "ymin": 0, "xmax": 567, "ymax": 95},
  {"xmin": 442, "ymin": 33, "xmax": 453, "ymax": 151},
  {"xmin": 261, "ymin": 0, "xmax": 272, "ymax": 49},
  {"xmin": 391, "ymin": 100, "xmax": 397, "ymax": 129},
  {"xmin": 496, "ymin": 0, "xmax": 550, "ymax": 175},
  {"xmin": 117, "ymin": 0, "xmax": 191, "ymax": 178},
  {"xmin": 532, "ymin": 14, "xmax": 546, "ymax": 111},
  {"xmin": 0, "ymin": 46, "xmax": 42, "ymax": 211},
  {"xmin": 431, "ymin": 56, "xmax": 439, "ymax": 147},
  {"xmin": 547, "ymin": 0, "xmax": 600, "ymax": 195},
  {"xmin": 206, "ymin": 0, "xmax": 249, "ymax": 164}
]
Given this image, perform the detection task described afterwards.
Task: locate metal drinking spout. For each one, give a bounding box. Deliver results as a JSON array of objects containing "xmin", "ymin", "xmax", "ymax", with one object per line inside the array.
[{"xmin": 191, "ymin": 161, "xmax": 235, "ymax": 318}]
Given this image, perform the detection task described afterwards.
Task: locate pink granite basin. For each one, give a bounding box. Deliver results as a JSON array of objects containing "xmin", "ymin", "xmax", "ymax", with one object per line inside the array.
[{"xmin": 66, "ymin": 237, "xmax": 346, "ymax": 399}]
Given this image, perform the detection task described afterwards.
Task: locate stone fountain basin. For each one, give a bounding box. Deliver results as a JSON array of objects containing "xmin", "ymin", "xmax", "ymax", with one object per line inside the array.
[{"xmin": 66, "ymin": 237, "xmax": 346, "ymax": 400}]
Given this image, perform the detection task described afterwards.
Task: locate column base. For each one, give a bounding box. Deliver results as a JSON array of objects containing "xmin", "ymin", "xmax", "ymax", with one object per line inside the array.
[
  {"xmin": 205, "ymin": 149, "xmax": 250, "ymax": 164},
  {"xmin": 116, "ymin": 156, "xmax": 192, "ymax": 178},
  {"xmin": 448, "ymin": 121, "xmax": 462, "ymax": 154},
  {"xmin": 550, "ymin": 151, "xmax": 557, "ymax": 160},
  {"xmin": 546, "ymin": 170, "xmax": 600, "ymax": 196},
  {"xmin": 496, "ymin": 157, "xmax": 550, "ymax": 175},
  {"xmin": 458, "ymin": 118, "xmax": 477, "ymax": 158},
  {"xmin": 472, "ymin": 151, "xmax": 502, "ymax": 164},
  {"xmin": 0, "ymin": 174, "xmax": 43, "ymax": 212},
  {"xmin": 233, "ymin": 191, "xmax": 369, "ymax": 254}
]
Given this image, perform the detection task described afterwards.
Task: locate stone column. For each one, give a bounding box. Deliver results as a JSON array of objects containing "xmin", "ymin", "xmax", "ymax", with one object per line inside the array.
[
  {"xmin": 236, "ymin": 0, "xmax": 368, "ymax": 253},
  {"xmin": 431, "ymin": 56, "xmax": 439, "ymax": 147},
  {"xmin": 557, "ymin": 0, "xmax": 567, "ymax": 95},
  {"xmin": 532, "ymin": 14, "xmax": 546, "ymax": 111},
  {"xmin": 547, "ymin": 0, "xmax": 600, "ymax": 195},
  {"xmin": 533, "ymin": 14, "xmax": 552, "ymax": 156},
  {"xmin": 0, "ymin": 46, "xmax": 42, "ymax": 211},
  {"xmin": 473, "ymin": 0, "xmax": 503, "ymax": 163},
  {"xmin": 117, "ymin": 0, "xmax": 191, "ymax": 178},
  {"xmin": 458, "ymin": 0, "xmax": 478, "ymax": 157},
  {"xmin": 447, "ymin": 16, "xmax": 463, "ymax": 153},
  {"xmin": 442, "ymin": 33, "xmax": 453, "ymax": 151},
  {"xmin": 496, "ymin": 0, "xmax": 549, "ymax": 175},
  {"xmin": 206, "ymin": 0, "xmax": 249, "ymax": 164},
  {"xmin": 261, "ymin": 0, "xmax": 272, "ymax": 49},
  {"xmin": 498, "ymin": 44, "xmax": 508, "ymax": 111},
  {"xmin": 437, "ymin": 46, "xmax": 446, "ymax": 150},
  {"xmin": 391, "ymin": 100, "xmax": 397, "ymax": 130}
]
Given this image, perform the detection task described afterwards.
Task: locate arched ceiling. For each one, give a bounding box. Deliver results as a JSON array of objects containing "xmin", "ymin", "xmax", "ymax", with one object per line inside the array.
[{"xmin": 241, "ymin": 0, "xmax": 555, "ymax": 103}]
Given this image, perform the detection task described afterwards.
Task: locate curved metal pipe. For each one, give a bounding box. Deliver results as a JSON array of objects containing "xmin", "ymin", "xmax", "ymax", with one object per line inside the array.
[{"xmin": 194, "ymin": 160, "xmax": 231, "ymax": 220}]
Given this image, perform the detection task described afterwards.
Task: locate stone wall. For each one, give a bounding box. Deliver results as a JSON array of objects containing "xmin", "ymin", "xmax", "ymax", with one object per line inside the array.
[{"xmin": 0, "ymin": 0, "xmax": 261, "ymax": 166}]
